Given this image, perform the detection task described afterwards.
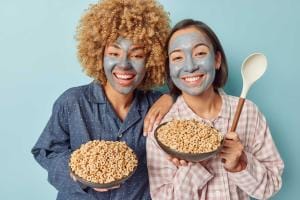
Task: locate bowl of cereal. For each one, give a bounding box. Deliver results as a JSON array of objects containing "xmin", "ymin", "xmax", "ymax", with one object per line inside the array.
[
  {"xmin": 69, "ymin": 140, "xmax": 138, "ymax": 189},
  {"xmin": 154, "ymin": 119, "xmax": 223, "ymax": 162}
]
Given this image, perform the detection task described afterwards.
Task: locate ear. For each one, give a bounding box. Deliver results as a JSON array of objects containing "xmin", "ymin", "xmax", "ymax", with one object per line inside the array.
[{"xmin": 215, "ymin": 51, "xmax": 222, "ymax": 70}]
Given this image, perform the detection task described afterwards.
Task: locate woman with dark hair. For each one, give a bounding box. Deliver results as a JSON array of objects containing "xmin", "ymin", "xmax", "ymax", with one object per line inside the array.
[
  {"xmin": 165, "ymin": 19, "xmax": 228, "ymax": 96},
  {"xmin": 147, "ymin": 19, "xmax": 283, "ymax": 200}
]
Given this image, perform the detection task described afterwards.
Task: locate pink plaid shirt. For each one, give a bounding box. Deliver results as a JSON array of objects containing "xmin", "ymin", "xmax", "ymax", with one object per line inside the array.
[{"xmin": 147, "ymin": 91, "xmax": 284, "ymax": 200}]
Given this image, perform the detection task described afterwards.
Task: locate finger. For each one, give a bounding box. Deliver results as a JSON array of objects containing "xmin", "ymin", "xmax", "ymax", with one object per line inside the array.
[
  {"xmin": 70, "ymin": 173, "xmax": 77, "ymax": 182},
  {"xmin": 222, "ymin": 139, "xmax": 237, "ymax": 148},
  {"xmin": 143, "ymin": 117, "xmax": 150, "ymax": 136},
  {"xmin": 222, "ymin": 140, "xmax": 244, "ymax": 153},
  {"xmin": 225, "ymin": 132, "xmax": 239, "ymax": 141},
  {"xmin": 94, "ymin": 188, "xmax": 109, "ymax": 192},
  {"xmin": 147, "ymin": 111, "xmax": 160, "ymax": 133},
  {"xmin": 218, "ymin": 152, "xmax": 232, "ymax": 160},
  {"xmin": 143, "ymin": 110, "xmax": 158, "ymax": 136},
  {"xmin": 154, "ymin": 113, "xmax": 163, "ymax": 126},
  {"xmin": 218, "ymin": 152, "xmax": 227, "ymax": 162},
  {"xmin": 220, "ymin": 146, "xmax": 234, "ymax": 154},
  {"xmin": 110, "ymin": 185, "xmax": 120, "ymax": 189},
  {"xmin": 222, "ymin": 140, "xmax": 241, "ymax": 149},
  {"xmin": 172, "ymin": 158, "xmax": 180, "ymax": 166},
  {"xmin": 179, "ymin": 159, "xmax": 188, "ymax": 166},
  {"xmin": 143, "ymin": 108, "xmax": 158, "ymax": 134},
  {"xmin": 166, "ymin": 155, "xmax": 172, "ymax": 161}
]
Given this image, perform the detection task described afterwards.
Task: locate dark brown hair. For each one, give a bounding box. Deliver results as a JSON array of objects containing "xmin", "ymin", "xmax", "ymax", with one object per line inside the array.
[{"xmin": 165, "ymin": 19, "xmax": 228, "ymax": 95}]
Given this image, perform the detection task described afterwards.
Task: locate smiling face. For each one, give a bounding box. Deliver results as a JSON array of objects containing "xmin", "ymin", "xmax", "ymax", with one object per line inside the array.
[
  {"xmin": 168, "ymin": 27, "xmax": 220, "ymax": 96},
  {"xmin": 103, "ymin": 37, "xmax": 146, "ymax": 94}
]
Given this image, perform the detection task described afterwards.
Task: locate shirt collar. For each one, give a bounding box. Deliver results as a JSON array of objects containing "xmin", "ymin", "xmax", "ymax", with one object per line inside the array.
[
  {"xmin": 86, "ymin": 80, "xmax": 148, "ymax": 111},
  {"xmin": 217, "ymin": 89, "xmax": 231, "ymax": 120},
  {"xmin": 87, "ymin": 81, "xmax": 107, "ymax": 104},
  {"xmin": 178, "ymin": 88, "xmax": 231, "ymax": 120}
]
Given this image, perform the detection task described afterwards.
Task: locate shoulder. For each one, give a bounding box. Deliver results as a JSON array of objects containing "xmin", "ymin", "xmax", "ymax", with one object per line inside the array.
[
  {"xmin": 159, "ymin": 95, "xmax": 184, "ymax": 123},
  {"xmin": 53, "ymin": 83, "xmax": 91, "ymax": 110},
  {"xmin": 135, "ymin": 89, "xmax": 163, "ymax": 105}
]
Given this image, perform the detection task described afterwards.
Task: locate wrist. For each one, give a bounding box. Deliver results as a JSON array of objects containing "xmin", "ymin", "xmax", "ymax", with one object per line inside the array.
[{"xmin": 225, "ymin": 159, "xmax": 246, "ymax": 173}]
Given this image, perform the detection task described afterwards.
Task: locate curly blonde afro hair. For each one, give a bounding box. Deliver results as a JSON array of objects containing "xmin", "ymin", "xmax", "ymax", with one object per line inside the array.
[{"xmin": 76, "ymin": 0, "xmax": 170, "ymax": 89}]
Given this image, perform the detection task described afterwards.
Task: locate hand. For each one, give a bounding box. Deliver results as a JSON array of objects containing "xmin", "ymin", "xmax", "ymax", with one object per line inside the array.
[
  {"xmin": 167, "ymin": 156, "xmax": 188, "ymax": 167},
  {"xmin": 143, "ymin": 94, "xmax": 173, "ymax": 136},
  {"xmin": 219, "ymin": 132, "xmax": 246, "ymax": 172},
  {"xmin": 70, "ymin": 173, "xmax": 77, "ymax": 182},
  {"xmin": 167, "ymin": 156, "xmax": 210, "ymax": 167},
  {"xmin": 70, "ymin": 173, "xmax": 120, "ymax": 192},
  {"xmin": 93, "ymin": 185, "xmax": 120, "ymax": 192}
]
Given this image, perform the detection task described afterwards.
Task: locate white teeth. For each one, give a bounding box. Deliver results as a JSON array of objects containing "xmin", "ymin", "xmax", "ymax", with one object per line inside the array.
[
  {"xmin": 184, "ymin": 76, "xmax": 200, "ymax": 82},
  {"xmin": 115, "ymin": 74, "xmax": 134, "ymax": 80}
]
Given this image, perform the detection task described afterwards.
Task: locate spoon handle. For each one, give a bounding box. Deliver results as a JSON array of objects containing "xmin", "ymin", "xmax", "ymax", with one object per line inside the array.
[{"xmin": 230, "ymin": 98, "xmax": 246, "ymax": 132}]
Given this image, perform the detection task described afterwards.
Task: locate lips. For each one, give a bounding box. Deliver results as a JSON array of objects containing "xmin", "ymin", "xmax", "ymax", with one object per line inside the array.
[
  {"xmin": 180, "ymin": 73, "xmax": 205, "ymax": 86},
  {"xmin": 114, "ymin": 73, "xmax": 135, "ymax": 80},
  {"xmin": 113, "ymin": 71, "xmax": 136, "ymax": 87}
]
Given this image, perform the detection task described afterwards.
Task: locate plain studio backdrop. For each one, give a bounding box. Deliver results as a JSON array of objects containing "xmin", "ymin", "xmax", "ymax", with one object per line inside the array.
[{"xmin": 0, "ymin": 0, "xmax": 299, "ymax": 199}]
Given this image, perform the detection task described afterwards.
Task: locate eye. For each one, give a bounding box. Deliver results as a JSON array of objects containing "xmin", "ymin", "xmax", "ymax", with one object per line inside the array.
[
  {"xmin": 108, "ymin": 52, "xmax": 119, "ymax": 57},
  {"xmin": 170, "ymin": 51, "xmax": 184, "ymax": 63},
  {"xmin": 195, "ymin": 52, "xmax": 207, "ymax": 57},
  {"xmin": 105, "ymin": 44, "xmax": 122, "ymax": 57},
  {"xmin": 172, "ymin": 56, "xmax": 183, "ymax": 62},
  {"xmin": 131, "ymin": 54, "xmax": 144, "ymax": 59},
  {"xmin": 130, "ymin": 48, "xmax": 145, "ymax": 60},
  {"xmin": 193, "ymin": 45, "xmax": 210, "ymax": 58}
]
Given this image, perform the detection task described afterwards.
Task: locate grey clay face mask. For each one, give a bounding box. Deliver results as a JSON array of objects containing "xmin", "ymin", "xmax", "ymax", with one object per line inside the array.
[
  {"xmin": 168, "ymin": 31, "xmax": 216, "ymax": 96},
  {"xmin": 104, "ymin": 37, "xmax": 146, "ymax": 94}
]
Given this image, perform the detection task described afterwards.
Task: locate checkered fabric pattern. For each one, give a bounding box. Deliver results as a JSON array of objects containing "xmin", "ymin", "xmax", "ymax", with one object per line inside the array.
[{"xmin": 147, "ymin": 91, "xmax": 284, "ymax": 200}]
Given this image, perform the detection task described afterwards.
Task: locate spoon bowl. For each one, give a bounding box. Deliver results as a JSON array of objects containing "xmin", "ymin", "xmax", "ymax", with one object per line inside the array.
[{"xmin": 241, "ymin": 53, "xmax": 268, "ymax": 98}]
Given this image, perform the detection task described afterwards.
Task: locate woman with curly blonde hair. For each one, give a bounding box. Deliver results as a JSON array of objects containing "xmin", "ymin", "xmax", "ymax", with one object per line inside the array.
[
  {"xmin": 77, "ymin": 0, "xmax": 170, "ymax": 89},
  {"xmin": 32, "ymin": 0, "xmax": 171, "ymax": 199}
]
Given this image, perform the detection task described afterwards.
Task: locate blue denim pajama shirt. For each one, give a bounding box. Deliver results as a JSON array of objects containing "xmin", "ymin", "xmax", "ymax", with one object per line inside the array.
[{"xmin": 31, "ymin": 81, "xmax": 161, "ymax": 200}]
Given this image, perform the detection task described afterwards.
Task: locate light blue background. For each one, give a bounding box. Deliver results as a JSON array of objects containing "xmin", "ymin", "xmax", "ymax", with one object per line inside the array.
[{"xmin": 0, "ymin": 0, "xmax": 299, "ymax": 199}]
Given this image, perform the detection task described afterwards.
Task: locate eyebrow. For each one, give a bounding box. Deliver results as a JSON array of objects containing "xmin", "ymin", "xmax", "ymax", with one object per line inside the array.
[
  {"xmin": 130, "ymin": 46, "xmax": 144, "ymax": 52},
  {"xmin": 193, "ymin": 43, "xmax": 209, "ymax": 50},
  {"xmin": 169, "ymin": 43, "xmax": 209, "ymax": 55},
  {"xmin": 109, "ymin": 44, "xmax": 121, "ymax": 49},
  {"xmin": 169, "ymin": 49, "xmax": 182, "ymax": 55}
]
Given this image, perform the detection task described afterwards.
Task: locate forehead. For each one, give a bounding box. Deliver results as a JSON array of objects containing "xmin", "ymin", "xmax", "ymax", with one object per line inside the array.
[
  {"xmin": 169, "ymin": 27, "xmax": 212, "ymax": 51},
  {"xmin": 107, "ymin": 37, "xmax": 144, "ymax": 50}
]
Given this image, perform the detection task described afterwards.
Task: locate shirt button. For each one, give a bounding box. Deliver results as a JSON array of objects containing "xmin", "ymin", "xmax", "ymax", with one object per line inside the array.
[{"xmin": 118, "ymin": 133, "xmax": 123, "ymax": 138}]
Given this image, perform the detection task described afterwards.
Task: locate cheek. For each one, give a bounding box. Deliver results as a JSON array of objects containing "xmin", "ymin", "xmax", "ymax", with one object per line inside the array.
[
  {"xmin": 203, "ymin": 59, "xmax": 214, "ymax": 71},
  {"xmin": 132, "ymin": 60, "xmax": 146, "ymax": 73},
  {"xmin": 104, "ymin": 57, "xmax": 119, "ymax": 71},
  {"xmin": 195, "ymin": 55, "xmax": 215, "ymax": 72},
  {"xmin": 169, "ymin": 63, "xmax": 183, "ymax": 77}
]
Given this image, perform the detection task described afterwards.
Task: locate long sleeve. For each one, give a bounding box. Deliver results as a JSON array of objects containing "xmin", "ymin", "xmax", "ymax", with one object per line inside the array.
[
  {"xmin": 31, "ymin": 99, "xmax": 86, "ymax": 194},
  {"xmin": 147, "ymin": 134, "xmax": 213, "ymax": 200},
  {"xmin": 228, "ymin": 108, "xmax": 284, "ymax": 199}
]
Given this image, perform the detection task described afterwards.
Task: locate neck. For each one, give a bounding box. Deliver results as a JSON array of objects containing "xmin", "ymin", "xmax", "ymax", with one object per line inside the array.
[
  {"xmin": 104, "ymin": 82, "xmax": 134, "ymax": 121},
  {"xmin": 182, "ymin": 86, "xmax": 222, "ymax": 120}
]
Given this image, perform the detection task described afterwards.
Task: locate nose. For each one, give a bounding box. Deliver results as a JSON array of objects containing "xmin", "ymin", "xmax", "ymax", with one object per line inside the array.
[
  {"xmin": 183, "ymin": 54, "xmax": 198, "ymax": 73},
  {"xmin": 118, "ymin": 56, "xmax": 132, "ymax": 70}
]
